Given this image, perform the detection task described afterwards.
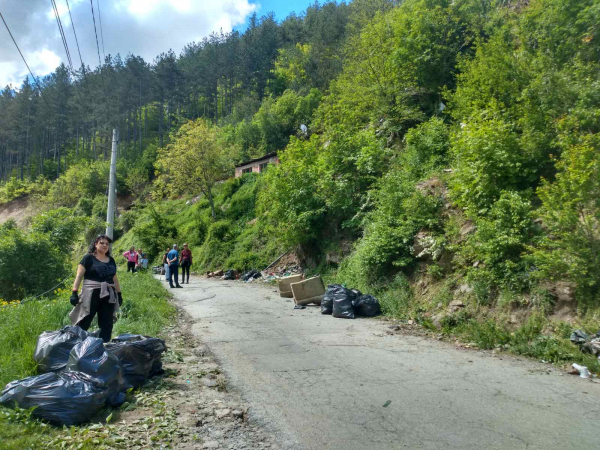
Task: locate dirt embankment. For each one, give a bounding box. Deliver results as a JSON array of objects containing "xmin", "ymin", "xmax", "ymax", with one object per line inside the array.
[{"xmin": 0, "ymin": 197, "xmax": 36, "ymax": 228}]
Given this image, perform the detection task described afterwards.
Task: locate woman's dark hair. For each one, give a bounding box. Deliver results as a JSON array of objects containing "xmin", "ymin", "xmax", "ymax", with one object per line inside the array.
[{"xmin": 88, "ymin": 234, "xmax": 113, "ymax": 256}]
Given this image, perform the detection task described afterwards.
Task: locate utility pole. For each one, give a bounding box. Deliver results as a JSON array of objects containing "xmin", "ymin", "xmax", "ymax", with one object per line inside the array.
[{"xmin": 106, "ymin": 128, "xmax": 118, "ymax": 240}]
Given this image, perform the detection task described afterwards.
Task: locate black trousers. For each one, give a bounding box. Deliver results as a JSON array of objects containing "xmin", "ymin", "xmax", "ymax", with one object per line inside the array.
[
  {"xmin": 168, "ymin": 264, "xmax": 180, "ymax": 287},
  {"xmin": 127, "ymin": 261, "xmax": 136, "ymax": 273},
  {"xmin": 181, "ymin": 261, "xmax": 190, "ymax": 282},
  {"xmin": 77, "ymin": 289, "xmax": 114, "ymax": 342}
]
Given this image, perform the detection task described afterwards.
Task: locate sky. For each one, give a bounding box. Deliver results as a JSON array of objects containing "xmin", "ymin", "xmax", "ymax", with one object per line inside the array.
[{"xmin": 0, "ymin": 0, "xmax": 319, "ymax": 89}]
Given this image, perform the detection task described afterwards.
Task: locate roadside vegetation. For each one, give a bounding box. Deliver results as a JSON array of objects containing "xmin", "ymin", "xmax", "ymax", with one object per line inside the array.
[{"xmin": 0, "ymin": 273, "xmax": 174, "ymax": 449}]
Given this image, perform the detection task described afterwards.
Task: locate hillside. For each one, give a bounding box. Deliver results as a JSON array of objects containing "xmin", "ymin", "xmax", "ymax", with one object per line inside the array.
[{"xmin": 1, "ymin": 0, "xmax": 600, "ymax": 373}]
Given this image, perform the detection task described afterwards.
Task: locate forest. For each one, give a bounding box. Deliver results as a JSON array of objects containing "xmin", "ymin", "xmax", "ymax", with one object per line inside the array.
[{"xmin": 1, "ymin": 0, "xmax": 600, "ymax": 366}]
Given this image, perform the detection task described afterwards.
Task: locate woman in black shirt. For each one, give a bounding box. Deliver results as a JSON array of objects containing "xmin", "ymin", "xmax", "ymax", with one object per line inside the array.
[{"xmin": 69, "ymin": 234, "xmax": 124, "ymax": 342}]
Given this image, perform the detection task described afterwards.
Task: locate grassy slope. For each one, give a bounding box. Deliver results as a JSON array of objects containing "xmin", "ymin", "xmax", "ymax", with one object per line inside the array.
[{"xmin": 114, "ymin": 174, "xmax": 284, "ymax": 274}]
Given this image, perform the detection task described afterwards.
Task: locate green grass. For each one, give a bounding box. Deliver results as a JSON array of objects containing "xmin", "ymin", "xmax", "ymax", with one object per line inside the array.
[{"xmin": 0, "ymin": 272, "xmax": 174, "ymax": 449}]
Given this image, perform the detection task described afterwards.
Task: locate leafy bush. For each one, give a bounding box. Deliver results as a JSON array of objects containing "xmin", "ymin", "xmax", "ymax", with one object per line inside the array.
[
  {"xmin": 340, "ymin": 170, "xmax": 442, "ymax": 285},
  {"xmin": 402, "ymin": 117, "xmax": 450, "ymax": 180},
  {"xmin": 45, "ymin": 161, "xmax": 110, "ymax": 208},
  {"xmin": 463, "ymin": 191, "xmax": 536, "ymax": 292},
  {"xmin": 0, "ymin": 177, "xmax": 51, "ymax": 205},
  {"xmin": 532, "ymin": 137, "xmax": 600, "ymax": 300},
  {"xmin": 0, "ymin": 228, "xmax": 69, "ymax": 300},
  {"xmin": 450, "ymin": 119, "xmax": 535, "ymax": 215},
  {"xmin": 30, "ymin": 207, "xmax": 88, "ymax": 251},
  {"xmin": 132, "ymin": 206, "xmax": 178, "ymax": 261},
  {"xmin": 259, "ymin": 136, "xmax": 326, "ymax": 247}
]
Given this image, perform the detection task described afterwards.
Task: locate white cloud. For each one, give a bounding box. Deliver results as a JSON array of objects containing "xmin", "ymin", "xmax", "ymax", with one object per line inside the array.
[
  {"xmin": 30, "ymin": 48, "xmax": 62, "ymax": 76},
  {"xmin": 0, "ymin": 0, "xmax": 257, "ymax": 89}
]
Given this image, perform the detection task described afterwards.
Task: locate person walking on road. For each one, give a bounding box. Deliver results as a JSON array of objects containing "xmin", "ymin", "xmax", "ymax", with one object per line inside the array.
[
  {"xmin": 70, "ymin": 234, "xmax": 123, "ymax": 342},
  {"xmin": 167, "ymin": 244, "xmax": 183, "ymax": 288},
  {"xmin": 180, "ymin": 243, "xmax": 192, "ymax": 284},
  {"xmin": 123, "ymin": 247, "xmax": 138, "ymax": 273}
]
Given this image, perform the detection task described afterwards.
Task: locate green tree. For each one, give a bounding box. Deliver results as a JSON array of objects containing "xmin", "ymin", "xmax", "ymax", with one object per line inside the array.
[
  {"xmin": 154, "ymin": 119, "xmax": 233, "ymax": 219},
  {"xmin": 0, "ymin": 228, "xmax": 68, "ymax": 300},
  {"xmin": 532, "ymin": 137, "xmax": 600, "ymax": 296}
]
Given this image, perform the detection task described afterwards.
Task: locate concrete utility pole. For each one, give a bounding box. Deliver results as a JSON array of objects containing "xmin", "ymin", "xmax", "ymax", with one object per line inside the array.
[{"xmin": 106, "ymin": 128, "xmax": 118, "ymax": 240}]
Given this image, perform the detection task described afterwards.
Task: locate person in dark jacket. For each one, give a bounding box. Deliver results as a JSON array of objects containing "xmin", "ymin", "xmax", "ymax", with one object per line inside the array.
[
  {"xmin": 70, "ymin": 235, "xmax": 123, "ymax": 342},
  {"xmin": 180, "ymin": 243, "xmax": 192, "ymax": 284}
]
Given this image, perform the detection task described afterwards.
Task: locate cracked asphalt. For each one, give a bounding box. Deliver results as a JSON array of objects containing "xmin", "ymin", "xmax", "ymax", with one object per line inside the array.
[{"xmin": 165, "ymin": 276, "xmax": 600, "ymax": 450}]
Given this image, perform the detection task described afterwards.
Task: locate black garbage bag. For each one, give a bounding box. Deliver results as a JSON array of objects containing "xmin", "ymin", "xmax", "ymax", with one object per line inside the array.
[
  {"xmin": 570, "ymin": 329, "xmax": 590, "ymax": 345},
  {"xmin": 111, "ymin": 334, "xmax": 167, "ymax": 378},
  {"xmin": 66, "ymin": 337, "xmax": 130, "ymax": 406},
  {"xmin": 105, "ymin": 341, "xmax": 152, "ymax": 388},
  {"xmin": 223, "ymin": 269, "xmax": 235, "ymax": 280},
  {"xmin": 331, "ymin": 286, "xmax": 359, "ymax": 319},
  {"xmin": 0, "ymin": 372, "xmax": 108, "ymax": 426},
  {"xmin": 322, "ymin": 284, "xmax": 342, "ymax": 314},
  {"xmin": 33, "ymin": 326, "xmax": 89, "ymax": 373},
  {"xmin": 241, "ymin": 269, "xmax": 260, "ymax": 281},
  {"xmin": 353, "ymin": 295, "xmax": 381, "ymax": 317}
]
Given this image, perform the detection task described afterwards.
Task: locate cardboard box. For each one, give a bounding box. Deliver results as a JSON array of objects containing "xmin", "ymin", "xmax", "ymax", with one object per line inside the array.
[
  {"xmin": 290, "ymin": 276, "xmax": 325, "ymax": 305},
  {"xmin": 278, "ymin": 274, "xmax": 303, "ymax": 298}
]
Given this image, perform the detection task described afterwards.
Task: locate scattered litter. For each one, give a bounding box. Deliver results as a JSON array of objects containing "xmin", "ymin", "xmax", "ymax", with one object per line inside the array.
[
  {"xmin": 207, "ymin": 270, "xmax": 224, "ymax": 278},
  {"xmin": 570, "ymin": 329, "xmax": 600, "ymax": 357},
  {"xmin": 572, "ymin": 363, "xmax": 591, "ymax": 379},
  {"xmin": 570, "ymin": 330, "xmax": 590, "ymax": 345},
  {"xmin": 383, "ymin": 400, "xmax": 391, "ymax": 407},
  {"xmin": 223, "ymin": 269, "xmax": 236, "ymax": 280},
  {"xmin": 293, "ymin": 305, "xmax": 306, "ymax": 310},
  {"xmin": 241, "ymin": 269, "xmax": 261, "ymax": 282},
  {"xmin": 0, "ymin": 372, "xmax": 108, "ymax": 425},
  {"xmin": 33, "ymin": 326, "xmax": 89, "ymax": 373}
]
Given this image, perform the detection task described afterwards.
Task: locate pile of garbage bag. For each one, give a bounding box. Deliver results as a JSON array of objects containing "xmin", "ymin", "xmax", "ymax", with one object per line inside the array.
[
  {"xmin": 1, "ymin": 327, "xmax": 166, "ymax": 426},
  {"xmin": 321, "ymin": 284, "xmax": 381, "ymax": 319},
  {"xmin": 570, "ymin": 329, "xmax": 600, "ymax": 356}
]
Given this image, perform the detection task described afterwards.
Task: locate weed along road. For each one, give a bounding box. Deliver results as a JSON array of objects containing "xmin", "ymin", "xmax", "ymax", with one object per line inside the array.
[{"xmin": 167, "ymin": 277, "xmax": 600, "ymax": 450}]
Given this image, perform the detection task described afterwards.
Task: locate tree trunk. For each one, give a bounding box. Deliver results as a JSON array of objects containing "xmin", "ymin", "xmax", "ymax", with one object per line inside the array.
[
  {"xmin": 207, "ymin": 186, "xmax": 216, "ymax": 220},
  {"xmin": 159, "ymin": 101, "xmax": 164, "ymax": 147},
  {"xmin": 139, "ymin": 106, "xmax": 142, "ymax": 154},
  {"xmin": 56, "ymin": 131, "xmax": 60, "ymax": 178}
]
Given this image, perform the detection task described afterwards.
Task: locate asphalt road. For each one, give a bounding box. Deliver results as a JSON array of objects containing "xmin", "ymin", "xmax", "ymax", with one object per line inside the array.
[{"xmin": 165, "ymin": 276, "xmax": 600, "ymax": 450}]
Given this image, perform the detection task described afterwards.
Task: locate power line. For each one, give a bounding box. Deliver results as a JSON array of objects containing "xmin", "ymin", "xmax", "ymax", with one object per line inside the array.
[
  {"xmin": 50, "ymin": 0, "xmax": 74, "ymax": 72},
  {"xmin": 65, "ymin": 0, "xmax": 92, "ymax": 118},
  {"xmin": 96, "ymin": 0, "xmax": 106, "ymax": 61},
  {"xmin": 64, "ymin": 0, "xmax": 91, "ymax": 100},
  {"xmin": 89, "ymin": 0, "xmax": 103, "ymax": 69},
  {"xmin": 0, "ymin": 11, "xmax": 52, "ymax": 112},
  {"xmin": 65, "ymin": 0, "xmax": 84, "ymax": 69}
]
